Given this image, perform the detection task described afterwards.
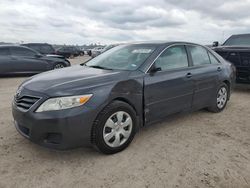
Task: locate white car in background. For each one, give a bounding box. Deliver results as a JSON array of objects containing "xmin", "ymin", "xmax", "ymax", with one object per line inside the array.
[{"xmin": 91, "ymin": 47, "xmax": 104, "ymax": 58}]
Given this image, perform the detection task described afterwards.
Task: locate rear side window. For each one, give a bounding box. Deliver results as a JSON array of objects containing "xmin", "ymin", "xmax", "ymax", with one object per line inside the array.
[
  {"xmin": 189, "ymin": 45, "xmax": 210, "ymax": 66},
  {"xmin": 0, "ymin": 48, "xmax": 10, "ymax": 55},
  {"xmin": 208, "ymin": 52, "xmax": 220, "ymax": 64},
  {"xmin": 154, "ymin": 45, "xmax": 189, "ymax": 71},
  {"xmin": 10, "ymin": 47, "xmax": 36, "ymax": 56}
]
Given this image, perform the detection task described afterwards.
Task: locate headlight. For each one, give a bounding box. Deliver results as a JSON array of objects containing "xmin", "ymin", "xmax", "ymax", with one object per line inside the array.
[{"xmin": 36, "ymin": 94, "xmax": 93, "ymax": 112}]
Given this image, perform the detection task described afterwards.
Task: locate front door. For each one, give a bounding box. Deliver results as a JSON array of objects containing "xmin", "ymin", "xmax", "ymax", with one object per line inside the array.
[{"xmin": 144, "ymin": 45, "xmax": 194, "ymax": 124}]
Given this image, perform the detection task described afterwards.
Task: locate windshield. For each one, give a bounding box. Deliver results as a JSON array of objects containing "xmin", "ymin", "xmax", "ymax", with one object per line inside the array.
[
  {"xmin": 224, "ymin": 35, "xmax": 250, "ymax": 46},
  {"xmin": 85, "ymin": 44, "xmax": 156, "ymax": 71}
]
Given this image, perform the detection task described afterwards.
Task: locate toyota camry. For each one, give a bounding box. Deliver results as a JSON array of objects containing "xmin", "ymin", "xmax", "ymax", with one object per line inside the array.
[{"xmin": 12, "ymin": 42, "xmax": 236, "ymax": 154}]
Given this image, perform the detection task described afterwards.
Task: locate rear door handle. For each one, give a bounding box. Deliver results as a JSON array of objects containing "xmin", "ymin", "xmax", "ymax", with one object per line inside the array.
[
  {"xmin": 217, "ymin": 67, "xmax": 222, "ymax": 72},
  {"xmin": 186, "ymin": 73, "xmax": 192, "ymax": 78}
]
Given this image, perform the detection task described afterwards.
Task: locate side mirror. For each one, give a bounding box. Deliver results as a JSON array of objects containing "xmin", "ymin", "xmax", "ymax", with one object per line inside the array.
[
  {"xmin": 212, "ymin": 41, "xmax": 219, "ymax": 47},
  {"xmin": 150, "ymin": 66, "xmax": 162, "ymax": 74}
]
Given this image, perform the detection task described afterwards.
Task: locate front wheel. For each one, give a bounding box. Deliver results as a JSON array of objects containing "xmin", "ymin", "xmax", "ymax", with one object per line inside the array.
[
  {"xmin": 92, "ymin": 101, "xmax": 137, "ymax": 154},
  {"xmin": 208, "ymin": 83, "xmax": 229, "ymax": 113}
]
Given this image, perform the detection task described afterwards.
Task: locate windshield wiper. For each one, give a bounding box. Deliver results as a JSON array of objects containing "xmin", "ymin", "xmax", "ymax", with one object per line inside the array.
[{"xmin": 88, "ymin": 65, "xmax": 113, "ymax": 70}]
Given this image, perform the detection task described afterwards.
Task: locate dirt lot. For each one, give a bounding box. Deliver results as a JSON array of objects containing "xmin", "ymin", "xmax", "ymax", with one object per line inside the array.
[{"xmin": 0, "ymin": 56, "xmax": 250, "ymax": 188}]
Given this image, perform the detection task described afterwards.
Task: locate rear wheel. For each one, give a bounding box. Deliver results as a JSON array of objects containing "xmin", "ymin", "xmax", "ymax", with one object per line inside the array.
[
  {"xmin": 208, "ymin": 83, "xmax": 229, "ymax": 113},
  {"xmin": 53, "ymin": 63, "xmax": 65, "ymax": 69},
  {"xmin": 92, "ymin": 101, "xmax": 137, "ymax": 154}
]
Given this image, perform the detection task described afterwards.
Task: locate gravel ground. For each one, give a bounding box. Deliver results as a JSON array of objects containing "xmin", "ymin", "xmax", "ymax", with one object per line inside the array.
[{"xmin": 0, "ymin": 56, "xmax": 250, "ymax": 188}]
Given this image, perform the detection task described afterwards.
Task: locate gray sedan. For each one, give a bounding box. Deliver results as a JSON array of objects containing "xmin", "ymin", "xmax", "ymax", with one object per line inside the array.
[{"xmin": 12, "ymin": 41, "xmax": 236, "ymax": 154}]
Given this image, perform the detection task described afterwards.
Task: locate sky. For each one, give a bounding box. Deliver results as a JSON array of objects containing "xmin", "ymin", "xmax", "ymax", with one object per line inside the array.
[{"xmin": 1, "ymin": 0, "xmax": 250, "ymax": 45}]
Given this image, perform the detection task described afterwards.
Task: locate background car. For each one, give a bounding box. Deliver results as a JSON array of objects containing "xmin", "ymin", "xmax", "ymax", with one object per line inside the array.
[
  {"xmin": 22, "ymin": 43, "xmax": 67, "ymax": 60},
  {"xmin": 22, "ymin": 43, "xmax": 56, "ymax": 55},
  {"xmin": 12, "ymin": 42, "xmax": 235, "ymax": 154},
  {"xmin": 55, "ymin": 46, "xmax": 80, "ymax": 58},
  {"xmin": 0, "ymin": 45, "xmax": 70, "ymax": 75},
  {"xmin": 91, "ymin": 46, "xmax": 104, "ymax": 58},
  {"xmin": 75, "ymin": 46, "xmax": 85, "ymax": 56},
  {"xmin": 212, "ymin": 33, "xmax": 250, "ymax": 83},
  {"xmin": 85, "ymin": 48, "xmax": 93, "ymax": 56},
  {"xmin": 101, "ymin": 44, "xmax": 120, "ymax": 53}
]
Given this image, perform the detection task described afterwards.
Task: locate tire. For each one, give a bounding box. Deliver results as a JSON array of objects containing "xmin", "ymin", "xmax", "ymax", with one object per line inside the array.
[
  {"xmin": 53, "ymin": 63, "xmax": 65, "ymax": 69},
  {"xmin": 207, "ymin": 83, "xmax": 229, "ymax": 113},
  {"xmin": 92, "ymin": 101, "xmax": 137, "ymax": 154}
]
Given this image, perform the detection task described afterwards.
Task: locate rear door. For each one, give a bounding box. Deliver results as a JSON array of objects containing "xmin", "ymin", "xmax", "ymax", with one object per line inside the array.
[
  {"xmin": 10, "ymin": 47, "xmax": 49, "ymax": 73},
  {"xmin": 187, "ymin": 45, "xmax": 222, "ymax": 110},
  {"xmin": 144, "ymin": 45, "xmax": 194, "ymax": 124}
]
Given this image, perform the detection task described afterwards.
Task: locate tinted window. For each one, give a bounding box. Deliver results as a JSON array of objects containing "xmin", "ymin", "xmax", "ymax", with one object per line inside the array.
[
  {"xmin": 208, "ymin": 52, "xmax": 220, "ymax": 64},
  {"xmin": 189, "ymin": 46, "xmax": 210, "ymax": 66},
  {"xmin": 11, "ymin": 47, "xmax": 36, "ymax": 56},
  {"xmin": 0, "ymin": 48, "xmax": 10, "ymax": 55},
  {"xmin": 154, "ymin": 46, "xmax": 188, "ymax": 71},
  {"xmin": 224, "ymin": 35, "xmax": 250, "ymax": 46},
  {"xmin": 27, "ymin": 45, "xmax": 41, "ymax": 52},
  {"xmin": 40, "ymin": 45, "xmax": 54, "ymax": 54}
]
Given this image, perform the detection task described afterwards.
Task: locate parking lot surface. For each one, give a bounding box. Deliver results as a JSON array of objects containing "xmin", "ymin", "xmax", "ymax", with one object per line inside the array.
[{"xmin": 0, "ymin": 56, "xmax": 250, "ymax": 188}]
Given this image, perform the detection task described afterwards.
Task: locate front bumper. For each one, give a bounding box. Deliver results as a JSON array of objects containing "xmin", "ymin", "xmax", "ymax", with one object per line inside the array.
[{"xmin": 12, "ymin": 100, "xmax": 97, "ymax": 150}]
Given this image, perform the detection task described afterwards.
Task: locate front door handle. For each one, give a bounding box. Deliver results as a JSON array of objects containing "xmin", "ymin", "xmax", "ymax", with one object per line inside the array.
[
  {"xmin": 186, "ymin": 73, "xmax": 192, "ymax": 78},
  {"xmin": 217, "ymin": 67, "xmax": 222, "ymax": 72}
]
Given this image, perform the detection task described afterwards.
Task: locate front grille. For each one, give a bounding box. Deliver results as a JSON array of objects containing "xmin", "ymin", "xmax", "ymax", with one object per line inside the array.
[{"xmin": 14, "ymin": 95, "xmax": 40, "ymax": 111}]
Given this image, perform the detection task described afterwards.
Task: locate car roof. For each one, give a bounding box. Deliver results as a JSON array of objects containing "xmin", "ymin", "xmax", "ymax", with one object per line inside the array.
[
  {"xmin": 230, "ymin": 33, "xmax": 250, "ymax": 37},
  {"xmin": 0, "ymin": 45, "xmax": 40, "ymax": 52},
  {"xmin": 121, "ymin": 41, "xmax": 203, "ymax": 47},
  {"xmin": 0, "ymin": 44, "xmax": 24, "ymax": 48}
]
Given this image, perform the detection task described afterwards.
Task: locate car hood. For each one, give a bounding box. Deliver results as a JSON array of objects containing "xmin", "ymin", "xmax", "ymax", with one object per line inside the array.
[
  {"xmin": 213, "ymin": 45, "xmax": 250, "ymax": 52},
  {"xmin": 21, "ymin": 65, "xmax": 128, "ymax": 95}
]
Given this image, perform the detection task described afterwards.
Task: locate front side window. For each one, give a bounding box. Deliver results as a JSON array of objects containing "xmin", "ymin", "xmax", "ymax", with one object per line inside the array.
[
  {"xmin": 10, "ymin": 47, "xmax": 36, "ymax": 56},
  {"xmin": 40, "ymin": 45, "xmax": 54, "ymax": 54},
  {"xmin": 154, "ymin": 45, "xmax": 189, "ymax": 71},
  {"xmin": 189, "ymin": 45, "xmax": 210, "ymax": 66},
  {"xmin": 27, "ymin": 45, "xmax": 41, "ymax": 52},
  {"xmin": 85, "ymin": 44, "xmax": 156, "ymax": 71}
]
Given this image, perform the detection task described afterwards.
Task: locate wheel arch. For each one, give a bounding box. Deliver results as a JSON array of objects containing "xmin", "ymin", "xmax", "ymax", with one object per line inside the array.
[
  {"xmin": 222, "ymin": 80, "xmax": 231, "ymax": 99},
  {"xmin": 111, "ymin": 97, "xmax": 138, "ymax": 115},
  {"xmin": 90, "ymin": 98, "xmax": 140, "ymax": 145}
]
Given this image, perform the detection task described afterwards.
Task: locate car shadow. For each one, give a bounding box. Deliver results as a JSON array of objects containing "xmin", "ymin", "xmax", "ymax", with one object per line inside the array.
[{"xmin": 26, "ymin": 111, "xmax": 196, "ymax": 158}]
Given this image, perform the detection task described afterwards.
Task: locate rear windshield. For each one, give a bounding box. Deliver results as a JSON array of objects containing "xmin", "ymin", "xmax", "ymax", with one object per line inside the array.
[{"xmin": 224, "ymin": 35, "xmax": 250, "ymax": 46}]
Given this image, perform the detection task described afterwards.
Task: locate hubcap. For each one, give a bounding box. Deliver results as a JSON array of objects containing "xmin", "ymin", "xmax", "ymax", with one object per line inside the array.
[
  {"xmin": 103, "ymin": 111, "xmax": 133, "ymax": 148},
  {"xmin": 217, "ymin": 87, "xmax": 228, "ymax": 109},
  {"xmin": 54, "ymin": 64, "xmax": 64, "ymax": 69}
]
